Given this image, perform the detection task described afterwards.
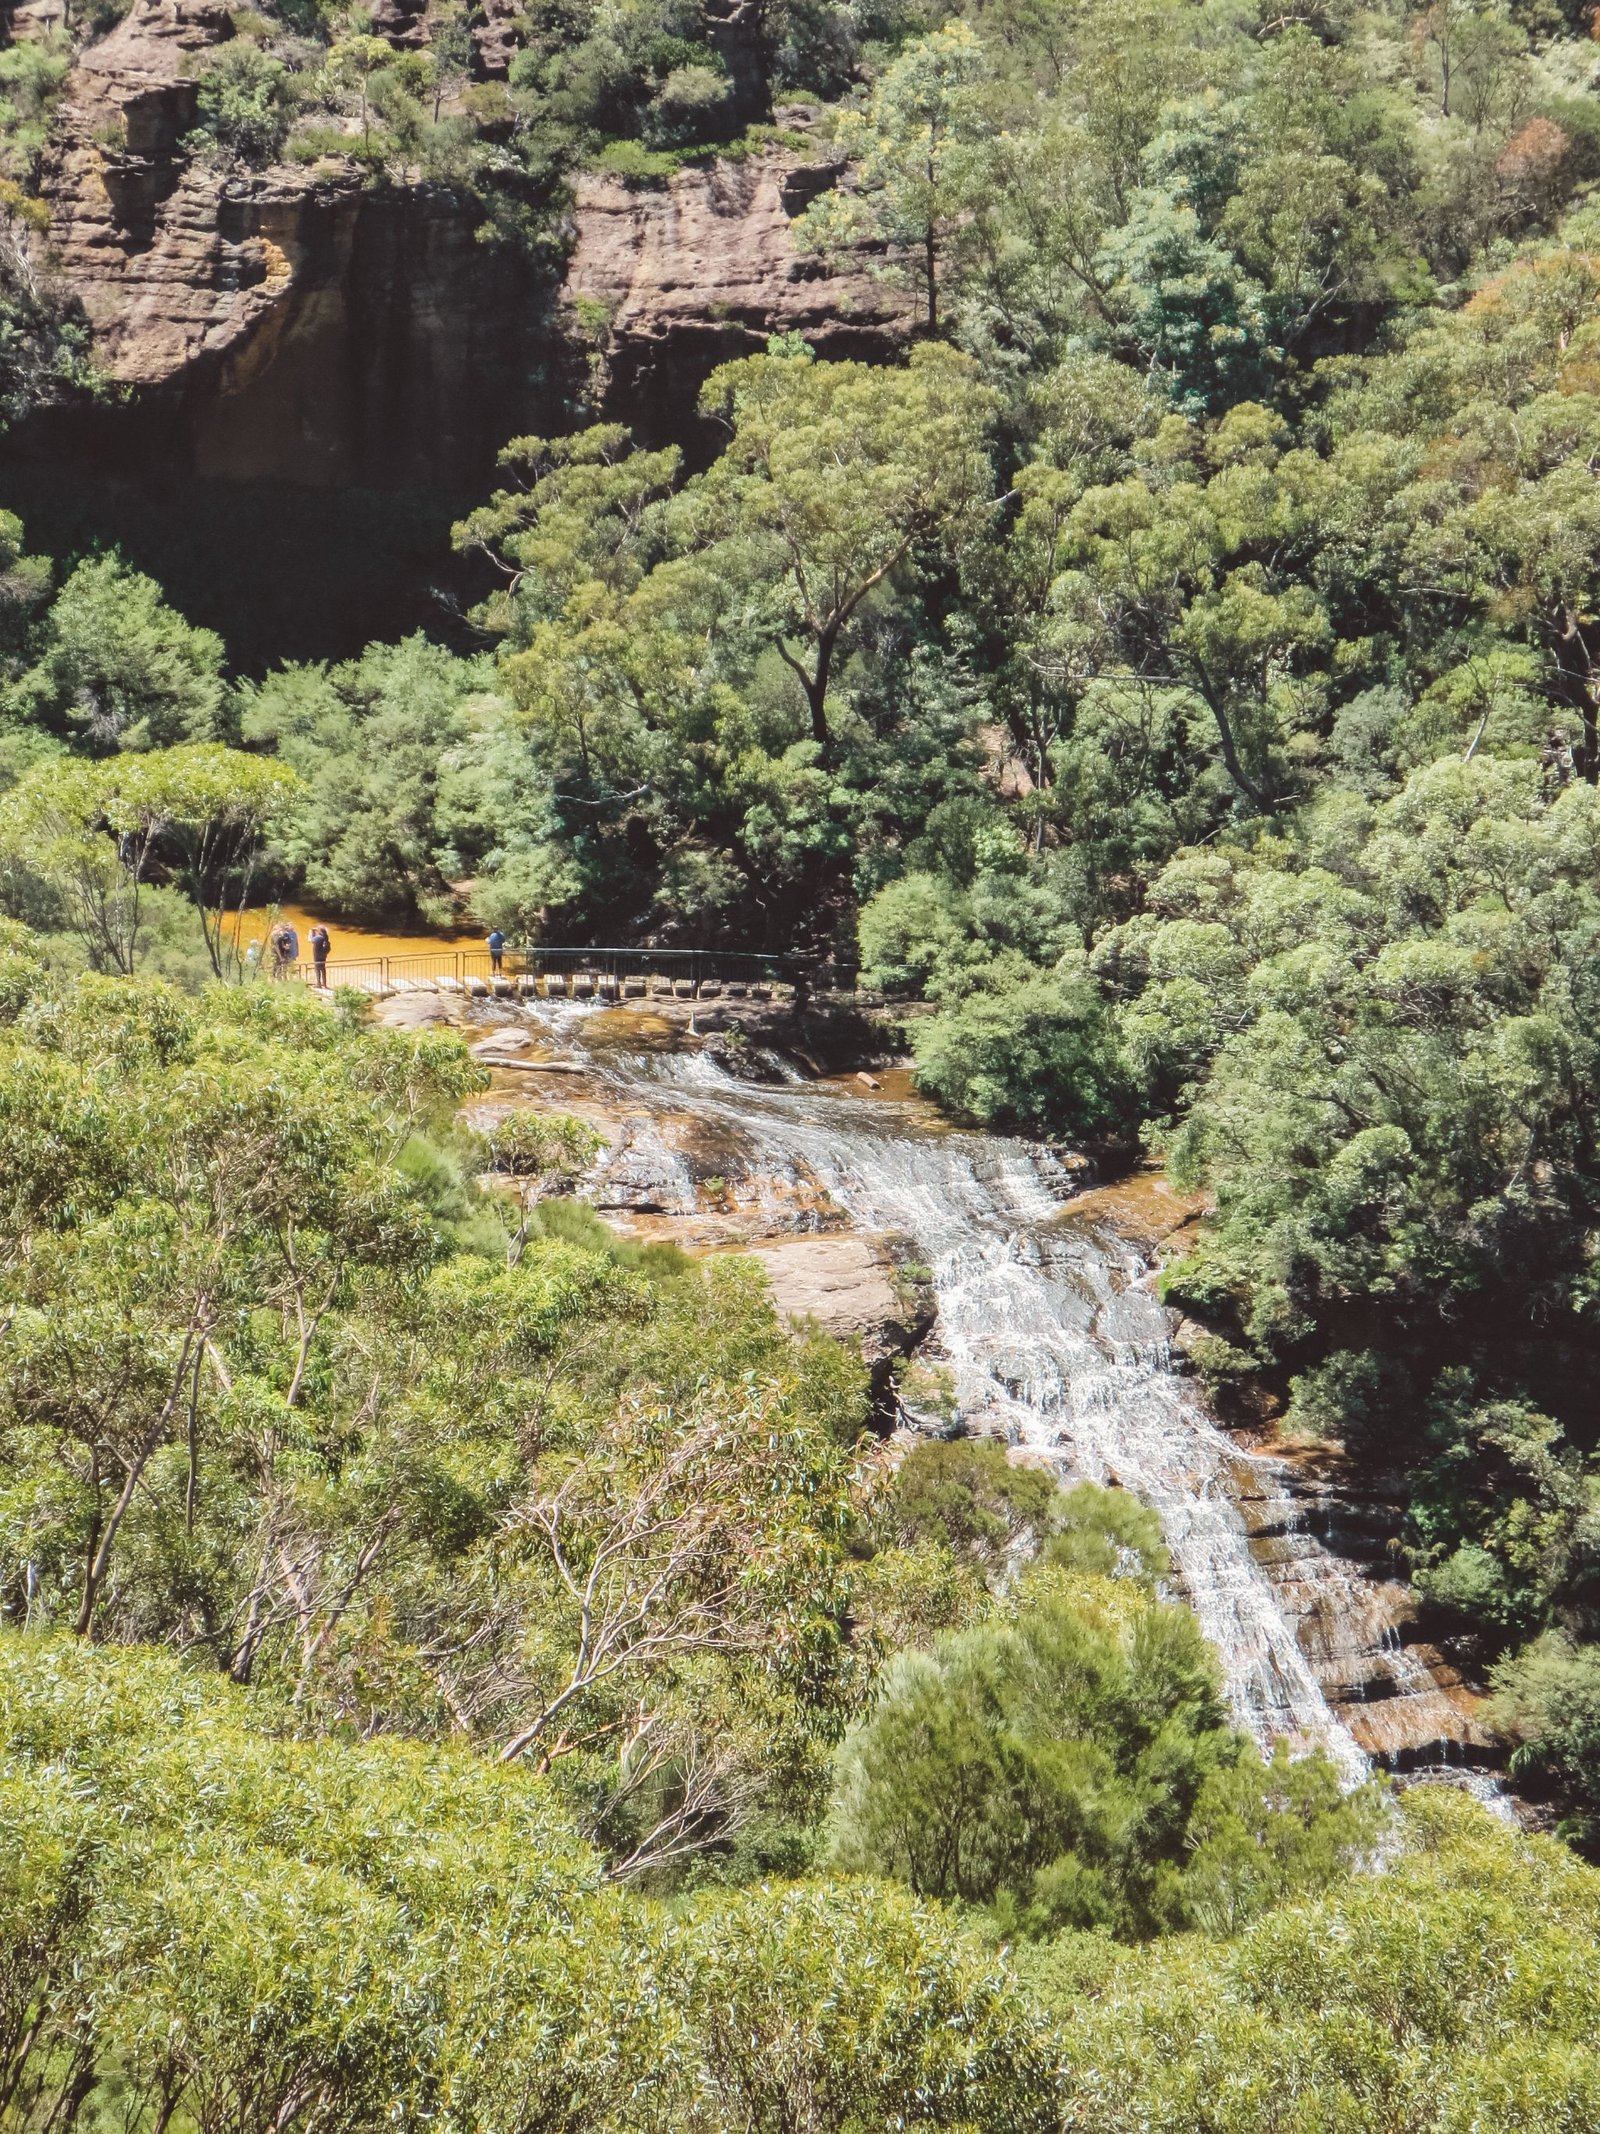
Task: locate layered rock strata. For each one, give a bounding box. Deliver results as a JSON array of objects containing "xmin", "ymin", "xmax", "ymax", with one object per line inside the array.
[
  {"xmin": 1224, "ymin": 1448, "xmax": 1494, "ymax": 1769},
  {"xmin": 565, "ymin": 145, "xmax": 910, "ymax": 449},
  {"xmin": 28, "ymin": 2, "xmax": 908, "ymax": 484},
  {"xmin": 34, "ymin": 0, "xmax": 560, "ymax": 488}
]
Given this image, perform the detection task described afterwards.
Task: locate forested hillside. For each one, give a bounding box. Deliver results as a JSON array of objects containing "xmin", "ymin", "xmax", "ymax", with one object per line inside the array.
[{"xmin": 3, "ymin": 0, "xmax": 1600, "ymax": 2121}]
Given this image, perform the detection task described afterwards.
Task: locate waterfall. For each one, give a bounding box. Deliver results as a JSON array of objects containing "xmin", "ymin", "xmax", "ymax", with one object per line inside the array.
[{"xmin": 493, "ymin": 1003, "xmax": 1504, "ymax": 1795}]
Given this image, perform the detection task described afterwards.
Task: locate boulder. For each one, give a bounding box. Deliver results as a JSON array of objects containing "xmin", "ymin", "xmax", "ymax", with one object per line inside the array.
[{"xmin": 743, "ymin": 1233, "xmax": 922, "ymax": 1368}]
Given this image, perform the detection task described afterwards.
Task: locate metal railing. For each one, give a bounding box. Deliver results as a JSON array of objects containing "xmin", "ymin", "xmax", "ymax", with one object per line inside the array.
[
  {"xmin": 285, "ymin": 949, "xmax": 495, "ymax": 990},
  {"xmin": 280, "ymin": 945, "xmax": 801, "ymax": 996}
]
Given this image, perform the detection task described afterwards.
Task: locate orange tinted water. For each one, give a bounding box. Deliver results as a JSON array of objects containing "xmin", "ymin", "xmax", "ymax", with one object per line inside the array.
[{"xmin": 230, "ymin": 903, "xmax": 489, "ymax": 962}]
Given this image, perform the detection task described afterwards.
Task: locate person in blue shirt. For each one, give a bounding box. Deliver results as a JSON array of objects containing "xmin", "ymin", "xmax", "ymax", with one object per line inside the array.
[{"xmin": 487, "ymin": 928, "xmax": 505, "ymax": 975}]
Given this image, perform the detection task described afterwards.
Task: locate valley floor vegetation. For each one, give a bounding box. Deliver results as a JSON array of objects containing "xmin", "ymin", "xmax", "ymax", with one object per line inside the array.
[
  {"xmin": 3, "ymin": 0, "xmax": 1599, "ymax": 1842},
  {"xmin": 5, "ymin": 0, "xmax": 1600, "ymax": 2119},
  {"xmin": 0, "ymin": 952, "xmax": 1595, "ymax": 2134}
]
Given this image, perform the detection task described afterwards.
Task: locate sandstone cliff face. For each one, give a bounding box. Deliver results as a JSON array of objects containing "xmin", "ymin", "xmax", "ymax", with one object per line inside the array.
[
  {"xmin": 30, "ymin": 1, "xmax": 908, "ymax": 487},
  {"xmin": 46, "ymin": 0, "xmax": 281, "ymax": 388},
  {"xmin": 37, "ymin": 0, "xmax": 562, "ymax": 490},
  {"xmin": 566, "ymin": 148, "xmax": 910, "ymax": 450},
  {"xmin": 8, "ymin": 6, "xmax": 908, "ymax": 655}
]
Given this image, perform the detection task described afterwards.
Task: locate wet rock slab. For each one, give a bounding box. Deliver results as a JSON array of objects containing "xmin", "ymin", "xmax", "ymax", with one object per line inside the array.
[
  {"xmin": 1216, "ymin": 1444, "xmax": 1495, "ymax": 1766},
  {"xmin": 739, "ymin": 1234, "xmax": 922, "ymax": 1365}
]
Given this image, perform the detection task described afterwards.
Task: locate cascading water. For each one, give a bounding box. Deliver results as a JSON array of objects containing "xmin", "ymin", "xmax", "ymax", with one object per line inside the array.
[{"xmin": 482, "ymin": 1000, "xmax": 1502, "ymax": 1797}]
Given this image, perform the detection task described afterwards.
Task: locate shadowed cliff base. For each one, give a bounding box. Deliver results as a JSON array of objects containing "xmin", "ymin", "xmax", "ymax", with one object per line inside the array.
[
  {"xmin": 0, "ymin": 444, "xmax": 499, "ymax": 666},
  {"xmin": 4, "ymin": 143, "xmax": 908, "ymax": 663}
]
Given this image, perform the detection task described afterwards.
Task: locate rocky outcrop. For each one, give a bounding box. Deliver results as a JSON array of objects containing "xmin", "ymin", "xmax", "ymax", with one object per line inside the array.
[
  {"xmin": 366, "ymin": 0, "xmax": 429, "ymax": 50},
  {"xmin": 470, "ymin": 0, "xmax": 519, "ymax": 78},
  {"xmin": 566, "ymin": 147, "xmax": 910, "ymax": 450},
  {"xmin": 41, "ymin": 160, "xmax": 563, "ymax": 489},
  {"xmin": 745, "ymin": 1233, "xmax": 924, "ymax": 1369},
  {"xmin": 41, "ymin": 0, "xmax": 228, "ymax": 370},
  {"xmin": 33, "ymin": 0, "xmax": 563, "ymax": 490},
  {"xmin": 70, "ymin": 0, "xmax": 226, "ymax": 126},
  {"xmin": 3, "ymin": 9, "xmax": 909, "ymax": 653},
  {"xmin": 1227, "ymin": 1449, "xmax": 1496, "ymax": 1770},
  {"xmin": 25, "ymin": 1, "xmax": 908, "ymax": 486},
  {"xmin": 701, "ymin": 0, "xmax": 768, "ymax": 126}
]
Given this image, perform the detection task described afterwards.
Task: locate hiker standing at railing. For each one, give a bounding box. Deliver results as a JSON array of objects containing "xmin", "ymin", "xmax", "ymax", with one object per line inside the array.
[
  {"xmin": 487, "ymin": 927, "xmax": 505, "ymax": 977},
  {"xmin": 270, "ymin": 922, "xmax": 298, "ymax": 980},
  {"xmin": 309, "ymin": 924, "xmax": 331, "ymax": 989}
]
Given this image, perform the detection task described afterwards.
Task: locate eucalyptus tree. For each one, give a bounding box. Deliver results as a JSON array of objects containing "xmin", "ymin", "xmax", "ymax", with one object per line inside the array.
[
  {"xmin": 11, "ymin": 554, "xmax": 225, "ymax": 752},
  {"xmin": 691, "ymin": 343, "xmax": 997, "ymax": 758},
  {"xmin": 1328, "ymin": 225, "xmax": 1600, "ymax": 779},
  {"xmin": 143, "ymin": 744, "xmax": 301, "ymax": 977},
  {"xmin": 0, "ymin": 755, "xmax": 157, "ymax": 972},
  {"xmin": 0, "ymin": 978, "xmax": 478, "ymax": 1647},
  {"xmin": 0, "ymin": 746, "xmax": 299, "ymax": 975},
  {"xmin": 1097, "ymin": 755, "xmax": 1600, "ymax": 1771},
  {"xmin": 794, "ymin": 22, "xmax": 990, "ymax": 337},
  {"xmin": 240, "ymin": 636, "xmax": 502, "ymax": 926},
  {"xmin": 830, "ymin": 1544, "xmax": 1379, "ymax": 1939},
  {"xmin": 452, "ymin": 422, "xmax": 683, "ymax": 637},
  {"xmin": 1046, "ymin": 402, "xmax": 1336, "ymax": 813},
  {"xmin": 0, "ymin": 962, "xmax": 871, "ymax": 1864},
  {"xmin": 1044, "ymin": 1788, "xmax": 1600, "ymax": 2133}
]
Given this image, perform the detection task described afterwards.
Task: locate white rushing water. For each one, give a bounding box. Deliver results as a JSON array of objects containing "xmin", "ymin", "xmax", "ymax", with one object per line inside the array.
[{"xmin": 497, "ymin": 1004, "xmax": 1507, "ymax": 1797}]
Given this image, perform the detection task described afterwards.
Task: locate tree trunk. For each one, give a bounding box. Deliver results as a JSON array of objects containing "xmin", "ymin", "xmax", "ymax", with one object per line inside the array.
[
  {"xmin": 807, "ymin": 628, "xmax": 836, "ymax": 750},
  {"xmin": 185, "ymin": 1345, "xmax": 202, "ymax": 1532},
  {"xmin": 1206, "ymin": 694, "xmax": 1273, "ymax": 813},
  {"xmin": 77, "ymin": 1446, "xmax": 150, "ymax": 1634},
  {"xmin": 77, "ymin": 1334, "xmax": 201, "ymax": 1633},
  {"xmin": 1551, "ymin": 609, "xmax": 1599, "ymax": 783},
  {"xmin": 775, "ymin": 631, "xmax": 835, "ymax": 754},
  {"xmin": 1189, "ymin": 659, "xmax": 1274, "ymax": 812}
]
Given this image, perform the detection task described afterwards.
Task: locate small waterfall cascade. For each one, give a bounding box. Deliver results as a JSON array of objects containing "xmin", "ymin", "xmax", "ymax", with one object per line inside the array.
[{"xmin": 486, "ymin": 1005, "xmax": 1500, "ymax": 1793}]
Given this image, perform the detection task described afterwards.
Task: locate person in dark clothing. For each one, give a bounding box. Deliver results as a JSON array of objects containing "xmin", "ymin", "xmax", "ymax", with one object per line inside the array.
[
  {"xmin": 487, "ymin": 928, "xmax": 505, "ymax": 976},
  {"xmin": 270, "ymin": 923, "xmax": 298, "ymax": 980},
  {"xmin": 309, "ymin": 924, "xmax": 331, "ymax": 988}
]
